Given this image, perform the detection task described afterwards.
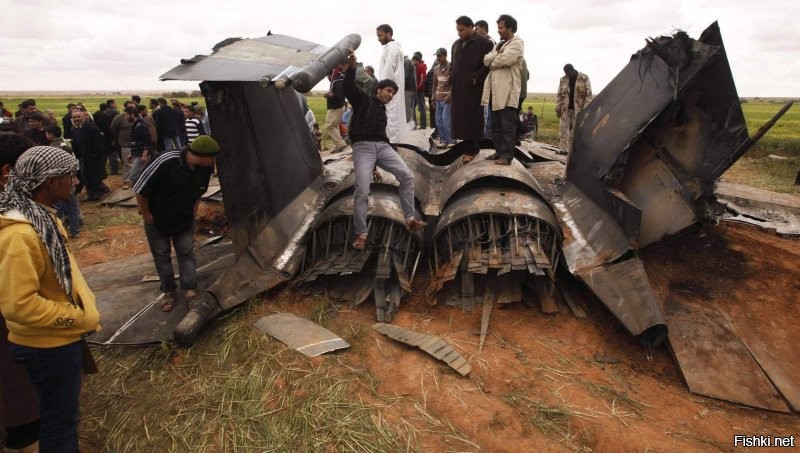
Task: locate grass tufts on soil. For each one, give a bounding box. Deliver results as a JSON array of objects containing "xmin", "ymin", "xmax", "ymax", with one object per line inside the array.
[{"xmin": 81, "ymin": 311, "xmax": 415, "ymax": 452}]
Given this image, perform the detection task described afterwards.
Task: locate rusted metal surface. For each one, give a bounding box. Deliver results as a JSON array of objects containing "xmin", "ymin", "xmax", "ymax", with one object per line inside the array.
[
  {"xmin": 578, "ymin": 258, "xmax": 666, "ymax": 342},
  {"xmin": 253, "ymin": 313, "xmax": 350, "ymax": 357},
  {"xmin": 550, "ymin": 181, "xmax": 632, "ymax": 275},
  {"xmin": 664, "ymin": 298, "xmax": 791, "ymax": 412},
  {"xmin": 372, "ymin": 323, "xmax": 472, "ymax": 376},
  {"xmin": 295, "ymin": 186, "xmax": 424, "ymax": 322},
  {"xmin": 566, "ymin": 22, "xmax": 749, "ymax": 248}
]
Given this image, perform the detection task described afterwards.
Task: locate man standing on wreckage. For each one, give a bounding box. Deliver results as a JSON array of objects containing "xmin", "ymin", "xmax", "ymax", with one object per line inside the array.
[{"xmin": 343, "ymin": 50, "xmax": 427, "ymax": 250}]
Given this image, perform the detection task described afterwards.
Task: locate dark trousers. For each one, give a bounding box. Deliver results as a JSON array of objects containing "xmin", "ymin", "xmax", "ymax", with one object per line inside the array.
[
  {"xmin": 82, "ymin": 155, "xmax": 108, "ymax": 198},
  {"xmin": 413, "ymin": 91, "xmax": 427, "ymax": 129},
  {"xmin": 10, "ymin": 341, "xmax": 83, "ymax": 453},
  {"xmin": 144, "ymin": 222, "xmax": 196, "ymax": 293},
  {"xmin": 105, "ymin": 146, "xmax": 120, "ymax": 174},
  {"xmin": 491, "ymin": 107, "xmax": 518, "ymax": 160}
]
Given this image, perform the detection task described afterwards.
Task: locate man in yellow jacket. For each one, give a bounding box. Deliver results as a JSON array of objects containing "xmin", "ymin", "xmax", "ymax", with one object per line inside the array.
[{"xmin": 0, "ymin": 145, "xmax": 100, "ymax": 453}]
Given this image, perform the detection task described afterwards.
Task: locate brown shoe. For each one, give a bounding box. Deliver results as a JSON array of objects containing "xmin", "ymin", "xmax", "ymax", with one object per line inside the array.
[
  {"xmin": 485, "ymin": 153, "xmax": 500, "ymax": 160},
  {"xmin": 406, "ymin": 219, "xmax": 427, "ymax": 232},
  {"xmin": 462, "ymin": 154, "xmax": 475, "ymax": 164},
  {"xmin": 494, "ymin": 158, "xmax": 512, "ymax": 166},
  {"xmin": 351, "ymin": 233, "xmax": 368, "ymax": 250}
]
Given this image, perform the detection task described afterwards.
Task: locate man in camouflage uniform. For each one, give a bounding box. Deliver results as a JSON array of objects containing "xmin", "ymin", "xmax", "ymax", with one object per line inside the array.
[{"xmin": 555, "ymin": 64, "xmax": 592, "ymax": 153}]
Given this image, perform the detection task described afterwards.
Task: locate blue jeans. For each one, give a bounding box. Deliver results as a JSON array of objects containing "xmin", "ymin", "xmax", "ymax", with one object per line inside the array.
[
  {"xmin": 144, "ymin": 222, "xmax": 196, "ymax": 293},
  {"xmin": 435, "ymin": 100, "xmax": 454, "ymax": 145},
  {"xmin": 10, "ymin": 341, "xmax": 83, "ymax": 453},
  {"xmin": 55, "ymin": 194, "xmax": 81, "ymax": 236},
  {"xmin": 126, "ymin": 155, "xmax": 146, "ymax": 186},
  {"xmin": 162, "ymin": 136, "xmax": 180, "ymax": 151},
  {"xmin": 352, "ymin": 141, "xmax": 415, "ymax": 235}
]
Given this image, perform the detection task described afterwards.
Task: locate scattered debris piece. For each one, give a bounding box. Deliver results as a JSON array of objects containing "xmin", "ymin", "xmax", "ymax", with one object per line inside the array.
[
  {"xmin": 372, "ymin": 323, "xmax": 472, "ymax": 376},
  {"xmin": 253, "ymin": 313, "xmax": 350, "ymax": 357}
]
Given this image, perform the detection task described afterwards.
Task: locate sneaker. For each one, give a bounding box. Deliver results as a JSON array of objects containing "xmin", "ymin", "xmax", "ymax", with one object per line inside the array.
[{"xmin": 406, "ymin": 219, "xmax": 427, "ymax": 232}]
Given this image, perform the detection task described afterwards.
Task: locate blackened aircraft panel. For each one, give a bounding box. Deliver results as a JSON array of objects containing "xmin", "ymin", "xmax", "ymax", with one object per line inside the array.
[
  {"xmin": 202, "ymin": 81, "xmax": 320, "ymax": 254},
  {"xmin": 565, "ymin": 22, "xmax": 749, "ymax": 247}
]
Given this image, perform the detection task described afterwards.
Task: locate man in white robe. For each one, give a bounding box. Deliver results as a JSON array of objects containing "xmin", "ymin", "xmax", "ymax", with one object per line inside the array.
[{"xmin": 376, "ymin": 24, "xmax": 406, "ymax": 143}]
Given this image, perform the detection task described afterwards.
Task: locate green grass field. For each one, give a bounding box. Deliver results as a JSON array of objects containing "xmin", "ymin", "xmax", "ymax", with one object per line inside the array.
[{"xmin": 4, "ymin": 95, "xmax": 798, "ymax": 194}]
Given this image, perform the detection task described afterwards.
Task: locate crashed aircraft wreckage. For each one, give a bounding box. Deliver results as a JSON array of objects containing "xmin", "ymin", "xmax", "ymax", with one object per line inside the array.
[{"xmin": 85, "ymin": 23, "xmax": 798, "ymax": 411}]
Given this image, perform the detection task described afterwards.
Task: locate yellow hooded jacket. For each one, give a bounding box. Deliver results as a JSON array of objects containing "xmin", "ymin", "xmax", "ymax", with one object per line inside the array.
[{"xmin": 0, "ymin": 209, "xmax": 100, "ymax": 348}]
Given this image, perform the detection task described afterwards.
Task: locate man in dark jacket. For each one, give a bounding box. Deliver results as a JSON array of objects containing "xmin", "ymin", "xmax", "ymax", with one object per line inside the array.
[
  {"xmin": 70, "ymin": 110, "xmax": 109, "ymax": 200},
  {"xmin": 450, "ymin": 15, "xmax": 494, "ymax": 163},
  {"xmin": 152, "ymin": 98, "xmax": 181, "ymax": 151},
  {"xmin": 94, "ymin": 103, "xmax": 119, "ymax": 174},
  {"xmin": 343, "ymin": 51, "xmax": 426, "ymax": 250}
]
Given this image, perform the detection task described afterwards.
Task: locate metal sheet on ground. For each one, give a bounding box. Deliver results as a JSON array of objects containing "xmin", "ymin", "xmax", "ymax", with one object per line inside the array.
[
  {"xmin": 84, "ymin": 243, "xmax": 235, "ymax": 345},
  {"xmin": 100, "ymin": 187, "xmax": 135, "ymax": 206},
  {"xmin": 729, "ymin": 313, "xmax": 800, "ymax": 412},
  {"xmin": 253, "ymin": 313, "xmax": 350, "ymax": 357},
  {"xmin": 664, "ymin": 298, "xmax": 791, "ymax": 413},
  {"xmin": 373, "ymin": 323, "xmax": 472, "ymax": 376}
]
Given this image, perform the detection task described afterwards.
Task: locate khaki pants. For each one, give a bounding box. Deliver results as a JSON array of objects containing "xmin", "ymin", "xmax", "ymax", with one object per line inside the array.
[
  {"xmin": 559, "ymin": 108, "xmax": 576, "ymax": 152},
  {"xmin": 325, "ymin": 107, "xmax": 346, "ymax": 150}
]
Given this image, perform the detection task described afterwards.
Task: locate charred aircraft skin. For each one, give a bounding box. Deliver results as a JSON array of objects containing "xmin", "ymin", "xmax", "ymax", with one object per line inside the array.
[
  {"xmin": 86, "ymin": 23, "xmax": 800, "ymax": 413},
  {"xmin": 100, "ymin": 25, "xmax": 742, "ymax": 348}
]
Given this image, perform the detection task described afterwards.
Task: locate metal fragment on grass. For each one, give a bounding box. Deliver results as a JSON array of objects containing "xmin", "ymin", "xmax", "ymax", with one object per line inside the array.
[
  {"xmin": 372, "ymin": 323, "xmax": 472, "ymax": 376},
  {"xmin": 253, "ymin": 313, "xmax": 350, "ymax": 357}
]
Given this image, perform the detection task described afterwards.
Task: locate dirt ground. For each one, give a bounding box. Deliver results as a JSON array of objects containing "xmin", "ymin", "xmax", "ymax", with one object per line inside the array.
[{"xmin": 70, "ymin": 175, "xmax": 799, "ymax": 452}]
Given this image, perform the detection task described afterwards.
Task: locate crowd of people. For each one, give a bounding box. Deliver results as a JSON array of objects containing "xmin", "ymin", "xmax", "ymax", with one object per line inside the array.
[
  {"xmin": 1, "ymin": 94, "xmax": 220, "ymax": 451},
  {"xmin": 313, "ymin": 16, "xmax": 591, "ymax": 159}
]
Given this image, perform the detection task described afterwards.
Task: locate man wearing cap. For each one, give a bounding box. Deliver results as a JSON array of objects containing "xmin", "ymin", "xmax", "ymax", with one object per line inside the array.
[
  {"xmin": 432, "ymin": 47, "xmax": 455, "ymax": 148},
  {"xmin": 133, "ymin": 135, "xmax": 220, "ymax": 312},
  {"xmin": 450, "ymin": 15, "xmax": 494, "ymax": 163},
  {"xmin": 556, "ymin": 63, "xmax": 592, "ymax": 153},
  {"xmin": 0, "ymin": 145, "xmax": 100, "ymax": 453}
]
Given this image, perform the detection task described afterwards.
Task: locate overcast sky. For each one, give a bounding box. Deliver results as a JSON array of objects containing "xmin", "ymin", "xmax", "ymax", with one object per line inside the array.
[{"xmin": 1, "ymin": 0, "xmax": 798, "ymax": 97}]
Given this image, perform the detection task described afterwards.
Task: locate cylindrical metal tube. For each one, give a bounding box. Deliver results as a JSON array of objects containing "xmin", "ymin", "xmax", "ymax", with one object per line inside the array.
[{"xmin": 289, "ymin": 33, "xmax": 361, "ymax": 93}]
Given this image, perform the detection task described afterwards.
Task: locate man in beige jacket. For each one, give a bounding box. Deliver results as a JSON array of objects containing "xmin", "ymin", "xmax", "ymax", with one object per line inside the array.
[{"xmin": 481, "ymin": 14, "xmax": 524, "ymax": 165}]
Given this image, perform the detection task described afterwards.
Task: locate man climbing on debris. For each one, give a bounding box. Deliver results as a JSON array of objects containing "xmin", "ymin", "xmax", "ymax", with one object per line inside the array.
[
  {"xmin": 133, "ymin": 135, "xmax": 220, "ymax": 312},
  {"xmin": 343, "ymin": 50, "xmax": 426, "ymax": 250}
]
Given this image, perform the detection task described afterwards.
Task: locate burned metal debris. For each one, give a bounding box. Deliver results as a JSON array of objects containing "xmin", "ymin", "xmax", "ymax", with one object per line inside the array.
[
  {"xmin": 85, "ymin": 24, "xmax": 798, "ymax": 412},
  {"xmin": 372, "ymin": 323, "xmax": 472, "ymax": 376}
]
